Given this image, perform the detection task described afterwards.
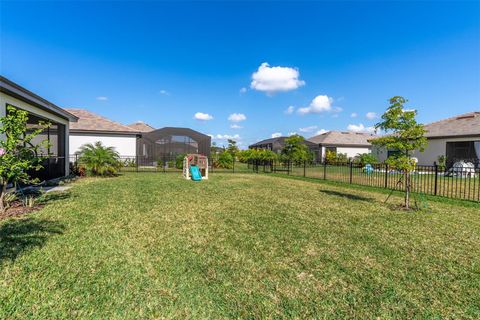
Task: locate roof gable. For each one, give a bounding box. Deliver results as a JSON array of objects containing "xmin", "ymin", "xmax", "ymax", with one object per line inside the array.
[
  {"xmin": 127, "ymin": 121, "xmax": 155, "ymax": 132},
  {"xmin": 66, "ymin": 109, "xmax": 139, "ymax": 134},
  {"xmin": 308, "ymin": 131, "xmax": 375, "ymax": 146}
]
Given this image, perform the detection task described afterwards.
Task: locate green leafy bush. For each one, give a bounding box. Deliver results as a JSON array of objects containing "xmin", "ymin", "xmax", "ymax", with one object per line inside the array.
[
  {"xmin": 354, "ymin": 153, "xmax": 378, "ymax": 166},
  {"xmin": 216, "ymin": 151, "xmax": 233, "ymax": 169},
  {"xmin": 175, "ymin": 154, "xmax": 186, "ymax": 169},
  {"xmin": 77, "ymin": 142, "xmax": 121, "ymax": 176}
]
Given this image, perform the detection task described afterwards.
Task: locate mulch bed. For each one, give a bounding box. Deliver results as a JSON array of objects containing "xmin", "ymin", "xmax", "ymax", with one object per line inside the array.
[{"xmin": 0, "ymin": 202, "xmax": 44, "ymax": 220}]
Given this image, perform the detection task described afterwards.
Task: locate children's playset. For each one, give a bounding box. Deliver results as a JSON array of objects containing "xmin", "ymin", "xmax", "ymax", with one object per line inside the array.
[{"xmin": 183, "ymin": 154, "xmax": 209, "ymax": 181}]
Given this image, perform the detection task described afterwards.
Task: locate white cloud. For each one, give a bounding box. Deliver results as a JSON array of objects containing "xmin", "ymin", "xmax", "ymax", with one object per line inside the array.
[
  {"xmin": 315, "ymin": 129, "xmax": 329, "ymax": 135},
  {"xmin": 347, "ymin": 123, "xmax": 376, "ymax": 134},
  {"xmin": 271, "ymin": 132, "xmax": 282, "ymax": 138},
  {"xmin": 159, "ymin": 90, "xmax": 169, "ymax": 96},
  {"xmin": 194, "ymin": 112, "xmax": 213, "ymax": 121},
  {"xmin": 96, "ymin": 96, "xmax": 108, "ymax": 101},
  {"xmin": 299, "ymin": 125, "xmax": 318, "ymax": 133},
  {"xmin": 250, "ymin": 62, "xmax": 305, "ymax": 94},
  {"xmin": 211, "ymin": 134, "xmax": 241, "ymax": 140},
  {"xmin": 285, "ymin": 106, "xmax": 295, "ymax": 114},
  {"xmin": 298, "ymin": 95, "xmax": 339, "ymax": 115},
  {"xmin": 350, "ymin": 112, "xmax": 358, "ymax": 118},
  {"xmin": 230, "ymin": 124, "xmax": 243, "ymax": 129},
  {"xmin": 366, "ymin": 112, "xmax": 378, "ymax": 120},
  {"xmin": 239, "ymin": 87, "xmax": 247, "ymax": 94},
  {"xmin": 288, "ymin": 132, "xmax": 297, "ymax": 136},
  {"xmin": 228, "ymin": 113, "xmax": 247, "ymax": 122}
]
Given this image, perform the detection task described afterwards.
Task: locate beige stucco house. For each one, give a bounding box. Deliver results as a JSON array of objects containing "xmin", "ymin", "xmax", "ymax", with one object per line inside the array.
[
  {"xmin": 307, "ymin": 131, "xmax": 375, "ymax": 160},
  {"xmin": 372, "ymin": 111, "xmax": 480, "ymax": 166}
]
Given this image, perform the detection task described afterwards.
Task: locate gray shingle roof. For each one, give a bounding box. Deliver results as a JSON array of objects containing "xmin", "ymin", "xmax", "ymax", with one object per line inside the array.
[
  {"xmin": 307, "ymin": 131, "xmax": 375, "ymax": 147},
  {"xmin": 423, "ymin": 111, "xmax": 480, "ymax": 138},
  {"xmin": 66, "ymin": 109, "xmax": 139, "ymax": 134}
]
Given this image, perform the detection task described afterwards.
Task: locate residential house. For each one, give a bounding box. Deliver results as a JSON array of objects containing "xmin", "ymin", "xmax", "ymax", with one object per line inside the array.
[
  {"xmin": 249, "ymin": 136, "xmax": 321, "ymax": 161},
  {"xmin": 0, "ymin": 76, "xmax": 78, "ymax": 180},
  {"xmin": 307, "ymin": 131, "xmax": 374, "ymax": 160},
  {"xmin": 66, "ymin": 109, "xmax": 141, "ymax": 157},
  {"xmin": 373, "ymin": 111, "xmax": 480, "ymax": 166}
]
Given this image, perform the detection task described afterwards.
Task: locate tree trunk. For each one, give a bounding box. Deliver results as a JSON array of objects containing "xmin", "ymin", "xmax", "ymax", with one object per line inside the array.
[
  {"xmin": 404, "ymin": 172, "xmax": 410, "ymax": 210},
  {"xmin": 0, "ymin": 183, "xmax": 7, "ymax": 214}
]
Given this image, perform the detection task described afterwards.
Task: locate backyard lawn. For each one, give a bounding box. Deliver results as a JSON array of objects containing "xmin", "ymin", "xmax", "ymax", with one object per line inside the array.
[{"xmin": 1, "ymin": 173, "xmax": 479, "ymax": 319}]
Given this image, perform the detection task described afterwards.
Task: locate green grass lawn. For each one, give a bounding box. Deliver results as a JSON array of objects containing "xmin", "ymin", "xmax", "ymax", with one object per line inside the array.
[{"xmin": 1, "ymin": 173, "xmax": 479, "ymax": 319}]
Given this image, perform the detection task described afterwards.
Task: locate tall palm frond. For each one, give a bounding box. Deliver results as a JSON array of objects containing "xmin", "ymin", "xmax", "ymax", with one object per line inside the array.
[{"xmin": 77, "ymin": 141, "xmax": 121, "ymax": 176}]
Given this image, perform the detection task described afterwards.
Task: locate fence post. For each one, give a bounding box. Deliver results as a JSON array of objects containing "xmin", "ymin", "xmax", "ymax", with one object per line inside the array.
[
  {"xmin": 136, "ymin": 155, "xmax": 139, "ymax": 173},
  {"xmin": 434, "ymin": 161, "xmax": 438, "ymax": 196},
  {"xmin": 323, "ymin": 161, "xmax": 327, "ymax": 180},
  {"xmin": 304, "ymin": 160, "xmax": 306, "ymax": 177},
  {"xmin": 233, "ymin": 158, "xmax": 235, "ymax": 173},
  {"xmin": 349, "ymin": 160, "xmax": 353, "ymax": 184},
  {"xmin": 384, "ymin": 163, "xmax": 388, "ymax": 189},
  {"xmin": 287, "ymin": 160, "xmax": 290, "ymax": 175},
  {"xmin": 75, "ymin": 154, "xmax": 78, "ymax": 173}
]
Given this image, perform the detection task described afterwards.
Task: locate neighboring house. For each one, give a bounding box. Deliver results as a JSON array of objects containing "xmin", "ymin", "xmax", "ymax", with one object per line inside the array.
[
  {"xmin": 137, "ymin": 127, "xmax": 211, "ymax": 163},
  {"xmin": 127, "ymin": 121, "xmax": 155, "ymax": 133},
  {"xmin": 67, "ymin": 109, "xmax": 141, "ymax": 157},
  {"xmin": 0, "ymin": 76, "xmax": 78, "ymax": 180},
  {"xmin": 373, "ymin": 111, "xmax": 480, "ymax": 166},
  {"xmin": 307, "ymin": 131, "xmax": 374, "ymax": 160},
  {"xmin": 249, "ymin": 136, "xmax": 321, "ymax": 161}
]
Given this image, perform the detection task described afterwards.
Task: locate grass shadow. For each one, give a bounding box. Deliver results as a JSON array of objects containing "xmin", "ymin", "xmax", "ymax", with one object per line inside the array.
[
  {"xmin": 0, "ymin": 218, "xmax": 65, "ymax": 266},
  {"xmin": 37, "ymin": 191, "xmax": 73, "ymax": 205},
  {"xmin": 320, "ymin": 189, "xmax": 374, "ymax": 202}
]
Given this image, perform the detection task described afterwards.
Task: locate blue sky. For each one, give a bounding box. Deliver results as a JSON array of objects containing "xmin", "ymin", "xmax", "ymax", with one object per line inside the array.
[{"xmin": 1, "ymin": 1, "xmax": 479, "ymax": 148}]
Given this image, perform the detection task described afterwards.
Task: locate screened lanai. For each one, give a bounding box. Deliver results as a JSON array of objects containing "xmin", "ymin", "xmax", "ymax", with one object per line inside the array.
[{"xmin": 136, "ymin": 127, "xmax": 211, "ymax": 164}]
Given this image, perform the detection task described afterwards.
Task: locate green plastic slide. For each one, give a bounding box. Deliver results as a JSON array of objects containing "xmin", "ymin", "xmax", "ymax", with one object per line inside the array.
[{"xmin": 189, "ymin": 165, "xmax": 202, "ymax": 181}]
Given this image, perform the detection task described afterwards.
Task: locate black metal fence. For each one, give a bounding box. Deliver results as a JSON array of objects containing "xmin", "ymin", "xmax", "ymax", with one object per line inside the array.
[
  {"xmin": 68, "ymin": 155, "xmax": 480, "ymax": 202},
  {"xmin": 69, "ymin": 155, "xmax": 251, "ymax": 175},
  {"xmin": 248, "ymin": 160, "xmax": 480, "ymax": 202}
]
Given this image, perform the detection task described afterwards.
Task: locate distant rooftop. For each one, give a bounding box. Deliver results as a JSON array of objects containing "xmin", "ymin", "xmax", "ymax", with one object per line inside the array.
[
  {"xmin": 307, "ymin": 131, "xmax": 375, "ymax": 147},
  {"xmin": 127, "ymin": 121, "xmax": 155, "ymax": 132},
  {"xmin": 249, "ymin": 136, "xmax": 318, "ymax": 148},
  {"xmin": 423, "ymin": 111, "xmax": 480, "ymax": 138},
  {"xmin": 66, "ymin": 109, "xmax": 139, "ymax": 134}
]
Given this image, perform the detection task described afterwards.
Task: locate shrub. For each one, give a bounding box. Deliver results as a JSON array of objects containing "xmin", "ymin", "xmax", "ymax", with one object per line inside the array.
[
  {"xmin": 77, "ymin": 142, "xmax": 121, "ymax": 176},
  {"xmin": 175, "ymin": 154, "xmax": 186, "ymax": 169},
  {"xmin": 354, "ymin": 153, "xmax": 378, "ymax": 166},
  {"xmin": 216, "ymin": 151, "xmax": 233, "ymax": 169}
]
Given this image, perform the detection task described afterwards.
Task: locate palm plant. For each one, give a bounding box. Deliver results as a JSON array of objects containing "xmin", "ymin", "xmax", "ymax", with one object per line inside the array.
[{"xmin": 77, "ymin": 142, "xmax": 121, "ymax": 176}]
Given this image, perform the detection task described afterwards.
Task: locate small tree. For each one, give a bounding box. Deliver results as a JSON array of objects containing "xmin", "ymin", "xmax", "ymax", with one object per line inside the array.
[
  {"xmin": 0, "ymin": 105, "xmax": 50, "ymax": 213},
  {"xmin": 226, "ymin": 139, "xmax": 239, "ymax": 158},
  {"xmin": 281, "ymin": 135, "xmax": 312, "ymax": 163},
  {"xmin": 371, "ymin": 96, "xmax": 427, "ymax": 209}
]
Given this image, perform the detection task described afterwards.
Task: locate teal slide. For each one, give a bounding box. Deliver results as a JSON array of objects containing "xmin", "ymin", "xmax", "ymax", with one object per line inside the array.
[{"xmin": 189, "ymin": 165, "xmax": 202, "ymax": 181}]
